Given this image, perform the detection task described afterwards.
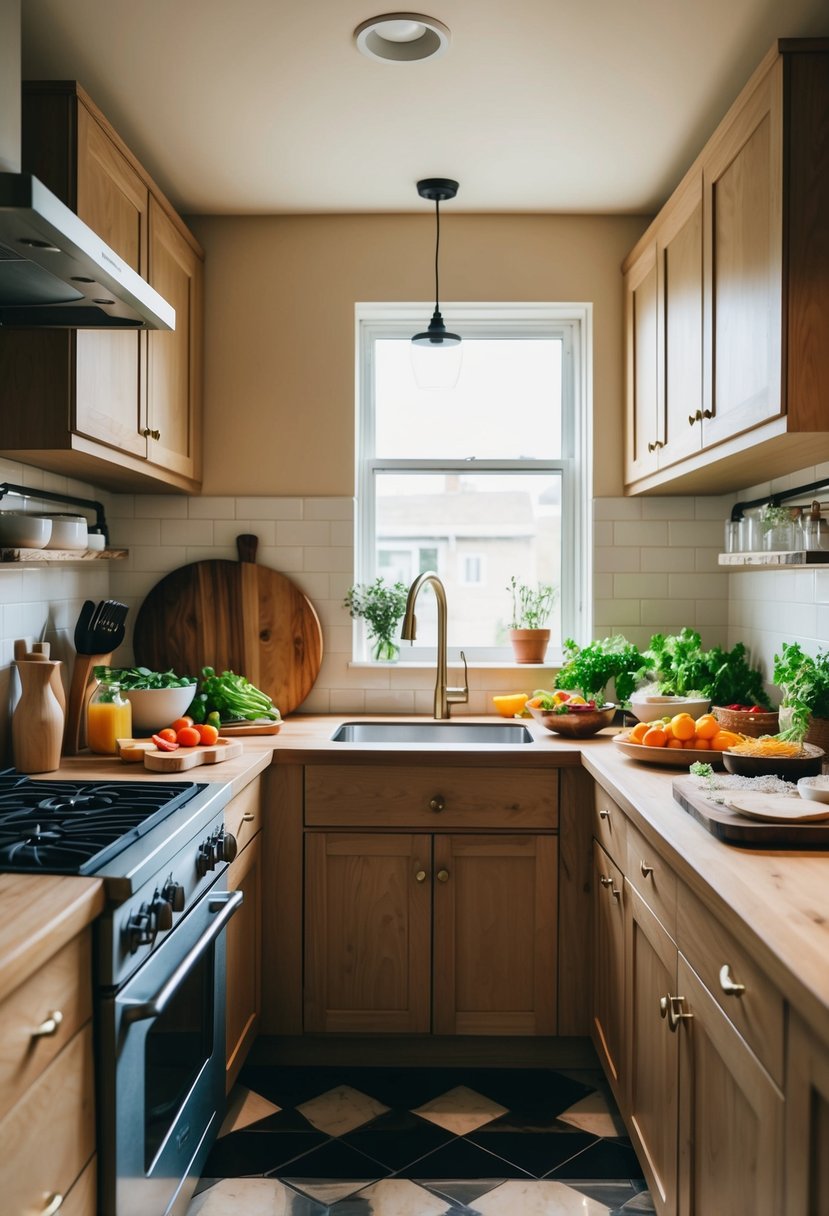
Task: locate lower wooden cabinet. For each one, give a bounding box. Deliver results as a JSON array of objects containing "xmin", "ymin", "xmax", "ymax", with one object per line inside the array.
[
  {"xmin": 304, "ymin": 830, "xmax": 557, "ymax": 1036},
  {"xmin": 226, "ymin": 827, "xmax": 262, "ymax": 1090},
  {"xmin": 591, "ymin": 840, "xmax": 625, "ymax": 1100},
  {"xmin": 785, "ymin": 1012, "xmax": 829, "ymax": 1216}
]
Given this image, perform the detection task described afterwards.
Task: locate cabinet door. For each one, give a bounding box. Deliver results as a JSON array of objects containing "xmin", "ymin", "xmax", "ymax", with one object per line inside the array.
[
  {"xmin": 624, "ymin": 242, "xmax": 660, "ymax": 482},
  {"xmin": 75, "ymin": 103, "xmax": 148, "ymax": 459},
  {"xmin": 784, "ymin": 1012, "xmax": 829, "ymax": 1216},
  {"xmin": 657, "ymin": 173, "xmax": 704, "ymax": 469},
  {"xmin": 625, "ymin": 881, "xmax": 678, "ymax": 1216},
  {"xmin": 677, "ymin": 954, "xmax": 783, "ymax": 1216},
  {"xmin": 432, "ymin": 834, "xmax": 557, "ymax": 1036},
  {"xmin": 226, "ymin": 833, "xmax": 261, "ymax": 1091},
  {"xmin": 592, "ymin": 841, "xmax": 625, "ymax": 1103},
  {"xmin": 147, "ymin": 198, "xmax": 202, "ymax": 481},
  {"xmin": 304, "ymin": 833, "xmax": 431, "ymax": 1034},
  {"xmin": 702, "ymin": 57, "xmax": 783, "ymax": 447}
]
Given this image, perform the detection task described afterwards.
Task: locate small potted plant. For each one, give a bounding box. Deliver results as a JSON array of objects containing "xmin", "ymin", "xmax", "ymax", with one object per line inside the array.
[
  {"xmin": 760, "ymin": 503, "xmax": 797, "ymax": 552},
  {"xmin": 344, "ymin": 577, "xmax": 409, "ymax": 662},
  {"xmin": 773, "ymin": 642, "xmax": 829, "ymax": 749},
  {"xmin": 507, "ymin": 576, "xmax": 557, "ymax": 663}
]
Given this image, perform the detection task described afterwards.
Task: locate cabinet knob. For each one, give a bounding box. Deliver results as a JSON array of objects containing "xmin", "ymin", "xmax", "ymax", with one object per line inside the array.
[
  {"xmin": 242, "ymin": 812, "xmax": 256, "ymax": 822},
  {"xmin": 640, "ymin": 860, "xmax": 654, "ymax": 878},
  {"xmin": 719, "ymin": 963, "xmax": 746, "ymax": 997},
  {"xmin": 688, "ymin": 409, "xmax": 703, "ymax": 426},
  {"xmin": 659, "ymin": 993, "xmax": 693, "ymax": 1032},
  {"xmin": 415, "ymin": 870, "xmax": 427, "ymax": 883},
  {"xmin": 437, "ymin": 869, "xmax": 450, "ymax": 883},
  {"xmin": 41, "ymin": 1196, "xmax": 64, "ymax": 1216},
  {"xmin": 142, "ymin": 427, "xmax": 161, "ymax": 440},
  {"xmin": 598, "ymin": 808, "xmax": 610, "ymax": 821},
  {"xmin": 600, "ymin": 874, "xmax": 613, "ymax": 887},
  {"xmin": 702, "ymin": 409, "xmax": 713, "ymax": 420},
  {"xmin": 647, "ymin": 440, "xmax": 664, "ymax": 452},
  {"xmin": 31, "ymin": 1009, "xmax": 63, "ymax": 1039},
  {"xmin": 429, "ymin": 796, "xmax": 445, "ymax": 813}
]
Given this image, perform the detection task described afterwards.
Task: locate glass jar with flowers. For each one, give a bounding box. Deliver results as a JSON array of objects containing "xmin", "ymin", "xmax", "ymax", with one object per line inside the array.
[{"xmin": 344, "ymin": 577, "xmax": 409, "ymax": 662}]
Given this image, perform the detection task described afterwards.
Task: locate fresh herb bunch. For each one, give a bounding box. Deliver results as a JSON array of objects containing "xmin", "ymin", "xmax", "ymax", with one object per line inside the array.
[
  {"xmin": 344, "ymin": 578, "xmax": 409, "ymax": 661},
  {"xmin": 772, "ymin": 643, "xmax": 829, "ymax": 741},
  {"xmin": 93, "ymin": 665, "xmax": 196, "ymax": 689},
  {"xmin": 556, "ymin": 636, "xmax": 651, "ymax": 705},
  {"xmin": 644, "ymin": 629, "xmax": 771, "ymax": 708},
  {"xmin": 507, "ymin": 576, "xmax": 557, "ymax": 629},
  {"xmin": 186, "ymin": 667, "xmax": 280, "ymax": 724},
  {"xmin": 760, "ymin": 504, "xmax": 796, "ymax": 532}
]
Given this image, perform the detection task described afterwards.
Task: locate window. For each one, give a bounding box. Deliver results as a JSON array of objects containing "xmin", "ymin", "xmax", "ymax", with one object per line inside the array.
[{"xmin": 355, "ymin": 304, "xmax": 591, "ymax": 662}]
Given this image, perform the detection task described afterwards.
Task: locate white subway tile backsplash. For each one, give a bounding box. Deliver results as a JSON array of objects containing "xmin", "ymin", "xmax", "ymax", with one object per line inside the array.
[
  {"xmin": 594, "ymin": 547, "xmax": 641, "ymax": 574},
  {"xmin": 157, "ymin": 518, "xmax": 215, "ymax": 547},
  {"xmin": 614, "ymin": 520, "xmax": 669, "ymax": 547},
  {"xmin": 640, "ymin": 599, "xmax": 696, "ymax": 626},
  {"xmin": 668, "ymin": 572, "xmax": 728, "ymax": 599},
  {"xmin": 188, "ymin": 496, "xmax": 236, "ymax": 519},
  {"xmin": 303, "ymin": 546, "xmax": 354, "ymax": 573},
  {"xmin": 276, "ymin": 520, "xmax": 331, "ymax": 548},
  {"xmin": 613, "ymin": 573, "xmax": 668, "ymax": 599},
  {"xmin": 303, "ymin": 497, "xmax": 354, "ymax": 521},
  {"xmin": 641, "ymin": 497, "xmax": 694, "ymax": 520},
  {"xmin": 133, "ymin": 495, "xmax": 188, "ymax": 519},
  {"xmin": 594, "ymin": 599, "xmax": 640, "ymax": 627},
  {"xmin": 330, "ymin": 520, "xmax": 354, "ymax": 548},
  {"xmin": 669, "ymin": 519, "xmax": 723, "ymax": 547},
  {"xmin": 235, "ymin": 497, "xmax": 303, "ymax": 520},
  {"xmin": 593, "ymin": 498, "xmax": 642, "ymax": 520}
]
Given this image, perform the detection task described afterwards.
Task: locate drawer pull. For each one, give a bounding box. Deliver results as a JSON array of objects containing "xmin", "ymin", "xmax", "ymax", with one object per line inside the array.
[
  {"xmin": 437, "ymin": 869, "xmax": 450, "ymax": 883},
  {"xmin": 241, "ymin": 812, "xmax": 256, "ymax": 822},
  {"xmin": 719, "ymin": 964, "xmax": 746, "ymax": 997},
  {"xmin": 415, "ymin": 870, "xmax": 427, "ymax": 883},
  {"xmin": 598, "ymin": 808, "xmax": 611, "ymax": 821},
  {"xmin": 647, "ymin": 439, "xmax": 664, "ymax": 452},
  {"xmin": 41, "ymin": 1194, "xmax": 64, "ymax": 1215},
  {"xmin": 659, "ymin": 993, "xmax": 693, "ymax": 1032},
  {"xmin": 429, "ymin": 796, "xmax": 445, "ymax": 813},
  {"xmin": 32, "ymin": 1010, "xmax": 63, "ymax": 1039},
  {"xmin": 600, "ymin": 875, "xmax": 613, "ymax": 887},
  {"xmin": 640, "ymin": 860, "xmax": 654, "ymax": 878}
]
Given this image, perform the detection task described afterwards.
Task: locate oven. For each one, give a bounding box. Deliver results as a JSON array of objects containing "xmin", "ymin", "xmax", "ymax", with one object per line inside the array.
[{"xmin": 0, "ymin": 772, "xmax": 242, "ymax": 1216}]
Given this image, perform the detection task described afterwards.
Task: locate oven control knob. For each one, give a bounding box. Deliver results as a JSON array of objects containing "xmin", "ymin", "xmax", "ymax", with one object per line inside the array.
[
  {"xmin": 162, "ymin": 880, "xmax": 186, "ymax": 913},
  {"xmin": 150, "ymin": 895, "xmax": 174, "ymax": 932},
  {"xmin": 218, "ymin": 830, "xmax": 238, "ymax": 864},
  {"xmin": 126, "ymin": 905, "xmax": 155, "ymax": 954},
  {"xmin": 196, "ymin": 840, "xmax": 216, "ymax": 876}
]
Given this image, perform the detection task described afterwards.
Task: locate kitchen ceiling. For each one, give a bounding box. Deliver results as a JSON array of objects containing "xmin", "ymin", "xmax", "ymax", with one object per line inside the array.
[{"xmin": 21, "ymin": 0, "xmax": 828, "ymax": 216}]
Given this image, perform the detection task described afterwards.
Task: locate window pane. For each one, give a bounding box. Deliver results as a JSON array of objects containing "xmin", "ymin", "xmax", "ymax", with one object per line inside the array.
[
  {"xmin": 375, "ymin": 470, "xmax": 562, "ymax": 649},
  {"xmin": 374, "ymin": 338, "xmax": 562, "ymax": 459}
]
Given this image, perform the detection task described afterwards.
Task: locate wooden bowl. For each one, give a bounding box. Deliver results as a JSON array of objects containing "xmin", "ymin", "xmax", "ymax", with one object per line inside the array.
[
  {"xmin": 722, "ymin": 743, "xmax": 824, "ymax": 780},
  {"xmin": 528, "ymin": 703, "xmax": 616, "ymax": 738}
]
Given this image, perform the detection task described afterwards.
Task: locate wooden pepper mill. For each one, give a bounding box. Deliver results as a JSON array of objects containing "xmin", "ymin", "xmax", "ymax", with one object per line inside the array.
[{"xmin": 13, "ymin": 659, "xmax": 65, "ymax": 773}]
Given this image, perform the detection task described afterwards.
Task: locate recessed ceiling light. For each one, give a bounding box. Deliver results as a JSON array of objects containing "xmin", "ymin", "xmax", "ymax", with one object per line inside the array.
[{"xmin": 354, "ymin": 12, "xmax": 451, "ymax": 63}]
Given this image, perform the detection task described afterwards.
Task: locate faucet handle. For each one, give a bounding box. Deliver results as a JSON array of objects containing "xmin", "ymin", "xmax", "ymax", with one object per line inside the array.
[{"xmin": 447, "ymin": 650, "xmax": 469, "ymax": 705}]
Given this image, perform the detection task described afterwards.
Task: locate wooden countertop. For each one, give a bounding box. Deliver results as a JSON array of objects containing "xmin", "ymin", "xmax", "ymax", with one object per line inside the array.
[{"xmin": 0, "ymin": 874, "xmax": 104, "ymax": 998}]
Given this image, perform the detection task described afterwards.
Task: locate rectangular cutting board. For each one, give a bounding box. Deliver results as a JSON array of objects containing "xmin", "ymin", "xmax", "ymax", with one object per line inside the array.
[{"xmin": 673, "ymin": 777, "xmax": 829, "ymax": 848}]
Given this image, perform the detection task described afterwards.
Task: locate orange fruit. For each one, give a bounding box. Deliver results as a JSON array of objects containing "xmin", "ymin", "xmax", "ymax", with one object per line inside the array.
[
  {"xmin": 684, "ymin": 739, "xmax": 697, "ymax": 748},
  {"xmin": 493, "ymin": 693, "xmax": 529, "ymax": 718},
  {"xmin": 711, "ymin": 730, "xmax": 741, "ymax": 751},
  {"xmin": 642, "ymin": 726, "xmax": 668, "ymax": 748},
  {"xmin": 629, "ymin": 721, "xmax": 650, "ymax": 743},
  {"xmin": 694, "ymin": 714, "xmax": 719, "ymax": 740},
  {"xmin": 670, "ymin": 713, "xmax": 696, "ymax": 741},
  {"xmin": 694, "ymin": 736, "xmax": 712, "ymax": 749},
  {"xmin": 667, "ymin": 738, "xmax": 684, "ymax": 749}
]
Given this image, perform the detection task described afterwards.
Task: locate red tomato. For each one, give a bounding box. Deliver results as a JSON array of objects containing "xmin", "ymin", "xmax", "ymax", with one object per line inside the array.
[
  {"xmin": 176, "ymin": 725, "xmax": 201, "ymax": 747},
  {"xmin": 152, "ymin": 734, "xmax": 180, "ymax": 752},
  {"xmin": 157, "ymin": 727, "xmax": 178, "ymax": 744},
  {"xmin": 170, "ymin": 716, "xmax": 194, "ymax": 732},
  {"xmin": 196, "ymin": 723, "xmax": 219, "ymax": 745}
]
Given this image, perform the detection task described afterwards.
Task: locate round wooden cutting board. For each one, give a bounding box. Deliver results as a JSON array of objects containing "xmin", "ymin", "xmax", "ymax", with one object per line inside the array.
[{"xmin": 132, "ymin": 534, "xmax": 324, "ymax": 717}]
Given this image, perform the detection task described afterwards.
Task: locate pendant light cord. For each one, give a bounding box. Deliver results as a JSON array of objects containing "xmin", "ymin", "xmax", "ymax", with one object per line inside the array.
[{"xmin": 434, "ymin": 198, "xmax": 441, "ymax": 313}]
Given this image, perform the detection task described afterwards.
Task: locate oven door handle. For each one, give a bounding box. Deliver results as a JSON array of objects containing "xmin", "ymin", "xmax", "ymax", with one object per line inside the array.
[{"xmin": 120, "ymin": 890, "xmax": 244, "ymax": 1024}]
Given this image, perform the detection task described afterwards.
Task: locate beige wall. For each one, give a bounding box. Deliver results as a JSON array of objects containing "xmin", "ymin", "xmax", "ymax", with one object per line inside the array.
[{"xmin": 188, "ymin": 213, "xmax": 649, "ymax": 500}]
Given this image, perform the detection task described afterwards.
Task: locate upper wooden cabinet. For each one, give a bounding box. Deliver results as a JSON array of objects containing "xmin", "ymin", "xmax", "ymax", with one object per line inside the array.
[
  {"xmin": 624, "ymin": 40, "xmax": 829, "ymax": 494},
  {"xmin": 0, "ymin": 81, "xmax": 203, "ymax": 492}
]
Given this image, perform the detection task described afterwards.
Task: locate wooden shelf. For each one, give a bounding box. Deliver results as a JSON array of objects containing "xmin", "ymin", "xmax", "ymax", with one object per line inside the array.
[
  {"xmin": 0, "ymin": 548, "xmax": 128, "ymax": 564},
  {"xmin": 718, "ymin": 551, "xmax": 829, "ymax": 568}
]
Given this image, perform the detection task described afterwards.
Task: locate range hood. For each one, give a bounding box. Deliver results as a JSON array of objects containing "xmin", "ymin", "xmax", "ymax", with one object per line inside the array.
[{"xmin": 0, "ymin": 172, "xmax": 175, "ymax": 329}]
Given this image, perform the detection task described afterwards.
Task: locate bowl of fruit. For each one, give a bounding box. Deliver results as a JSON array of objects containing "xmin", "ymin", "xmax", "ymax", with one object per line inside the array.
[
  {"xmin": 614, "ymin": 711, "xmax": 742, "ymax": 766},
  {"xmin": 526, "ymin": 690, "xmax": 617, "ymax": 738},
  {"xmin": 711, "ymin": 704, "xmax": 779, "ymax": 738}
]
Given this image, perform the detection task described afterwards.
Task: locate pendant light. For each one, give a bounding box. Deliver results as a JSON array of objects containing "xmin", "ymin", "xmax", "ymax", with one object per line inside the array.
[{"xmin": 411, "ymin": 177, "xmax": 462, "ymax": 390}]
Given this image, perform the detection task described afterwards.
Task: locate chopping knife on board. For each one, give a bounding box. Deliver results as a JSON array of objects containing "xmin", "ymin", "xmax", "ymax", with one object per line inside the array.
[{"xmin": 132, "ymin": 535, "xmax": 324, "ymax": 718}]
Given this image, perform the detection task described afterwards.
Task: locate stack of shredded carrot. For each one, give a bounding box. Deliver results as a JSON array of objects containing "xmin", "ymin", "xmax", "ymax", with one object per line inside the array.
[{"xmin": 726, "ymin": 736, "xmax": 804, "ymax": 758}]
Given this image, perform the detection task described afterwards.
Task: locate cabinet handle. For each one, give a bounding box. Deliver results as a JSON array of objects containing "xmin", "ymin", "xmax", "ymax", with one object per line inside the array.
[
  {"xmin": 32, "ymin": 1010, "xmax": 63, "ymax": 1038},
  {"xmin": 688, "ymin": 409, "xmax": 703, "ymax": 426},
  {"xmin": 142, "ymin": 427, "xmax": 161, "ymax": 440},
  {"xmin": 241, "ymin": 812, "xmax": 256, "ymax": 822},
  {"xmin": 429, "ymin": 796, "xmax": 445, "ymax": 813},
  {"xmin": 647, "ymin": 440, "xmax": 664, "ymax": 452},
  {"xmin": 702, "ymin": 409, "xmax": 713, "ymax": 419},
  {"xmin": 719, "ymin": 963, "xmax": 746, "ymax": 997},
  {"xmin": 600, "ymin": 874, "xmax": 613, "ymax": 887},
  {"xmin": 659, "ymin": 993, "xmax": 693, "ymax": 1032},
  {"xmin": 598, "ymin": 808, "xmax": 610, "ymax": 821},
  {"xmin": 437, "ymin": 869, "xmax": 450, "ymax": 883},
  {"xmin": 41, "ymin": 1196, "xmax": 64, "ymax": 1216},
  {"xmin": 415, "ymin": 870, "xmax": 427, "ymax": 883},
  {"xmin": 640, "ymin": 860, "xmax": 654, "ymax": 878}
]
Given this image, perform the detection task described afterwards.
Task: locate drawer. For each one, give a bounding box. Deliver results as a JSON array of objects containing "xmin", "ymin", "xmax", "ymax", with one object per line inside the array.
[
  {"xmin": 61, "ymin": 1154, "xmax": 97, "ymax": 1216},
  {"xmin": 0, "ymin": 929, "xmax": 92, "ymax": 1123},
  {"xmin": 593, "ymin": 783, "xmax": 627, "ymax": 868},
  {"xmin": 224, "ymin": 778, "xmax": 262, "ymax": 852},
  {"xmin": 304, "ymin": 765, "xmax": 558, "ymax": 829},
  {"xmin": 626, "ymin": 818, "xmax": 676, "ymax": 939},
  {"xmin": 678, "ymin": 885, "xmax": 784, "ymax": 1085},
  {"xmin": 0, "ymin": 1022, "xmax": 95, "ymax": 1214}
]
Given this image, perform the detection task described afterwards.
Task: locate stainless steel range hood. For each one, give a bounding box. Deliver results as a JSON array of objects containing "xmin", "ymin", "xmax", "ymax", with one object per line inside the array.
[{"xmin": 0, "ymin": 172, "xmax": 175, "ymax": 329}]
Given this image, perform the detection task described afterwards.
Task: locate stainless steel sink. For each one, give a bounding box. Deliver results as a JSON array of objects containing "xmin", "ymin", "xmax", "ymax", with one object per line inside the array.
[{"xmin": 330, "ymin": 721, "xmax": 534, "ymax": 744}]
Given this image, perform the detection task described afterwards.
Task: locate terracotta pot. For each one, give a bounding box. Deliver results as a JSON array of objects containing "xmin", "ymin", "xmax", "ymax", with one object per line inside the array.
[{"xmin": 508, "ymin": 628, "xmax": 550, "ymax": 664}]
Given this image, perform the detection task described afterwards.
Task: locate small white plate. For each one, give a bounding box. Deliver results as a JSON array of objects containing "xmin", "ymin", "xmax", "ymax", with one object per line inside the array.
[{"xmin": 727, "ymin": 793, "xmax": 829, "ymax": 823}]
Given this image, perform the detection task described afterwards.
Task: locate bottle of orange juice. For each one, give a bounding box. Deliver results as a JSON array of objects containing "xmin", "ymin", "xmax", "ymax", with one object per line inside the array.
[{"xmin": 87, "ymin": 680, "xmax": 132, "ymax": 754}]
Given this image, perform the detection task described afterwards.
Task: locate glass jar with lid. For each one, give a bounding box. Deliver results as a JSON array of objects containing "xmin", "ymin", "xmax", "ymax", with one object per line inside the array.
[{"xmin": 87, "ymin": 679, "xmax": 132, "ymax": 754}]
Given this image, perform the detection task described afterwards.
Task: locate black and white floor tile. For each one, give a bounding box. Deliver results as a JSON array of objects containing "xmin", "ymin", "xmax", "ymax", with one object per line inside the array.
[{"xmin": 188, "ymin": 1065, "xmax": 655, "ymax": 1215}]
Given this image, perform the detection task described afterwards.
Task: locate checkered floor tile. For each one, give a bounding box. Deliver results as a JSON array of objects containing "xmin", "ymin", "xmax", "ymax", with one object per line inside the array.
[{"xmin": 190, "ymin": 1065, "xmax": 655, "ymax": 1215}]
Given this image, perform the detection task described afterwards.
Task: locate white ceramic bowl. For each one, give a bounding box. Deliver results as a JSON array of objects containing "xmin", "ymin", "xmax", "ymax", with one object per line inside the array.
[
  {"xmin": 122, "ymin": 685, "xmax": 197, "ymax": 732},
  {"xmin": 797, "ymin": 775, "xmax": 829, "ymax": 804},
  {"xmin": 628, "ymin": 693, "xmax": 711, "ymax": 723},
  {"xmin": 36, "ymin": 513, "xmax": 88, "ymax": 550},
  {"xmin": 0, "ymin": 511, "xmax": 52, "ymax": 548}
]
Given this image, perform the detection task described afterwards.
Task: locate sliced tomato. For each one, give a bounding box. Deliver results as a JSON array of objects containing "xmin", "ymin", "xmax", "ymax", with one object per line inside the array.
[{"xmin": 152, "ymin": 734, "xmax": 180, "ymax": 751}]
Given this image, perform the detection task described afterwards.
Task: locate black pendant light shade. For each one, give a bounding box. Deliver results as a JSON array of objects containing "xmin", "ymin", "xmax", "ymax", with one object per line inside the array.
[{"xmin": 412, "ymin": 178, "xmax": 461, "ymax": 350}]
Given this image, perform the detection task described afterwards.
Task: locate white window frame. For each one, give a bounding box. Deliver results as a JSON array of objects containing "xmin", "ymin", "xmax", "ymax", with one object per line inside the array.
[{"xmin": 354, "ymin": 302, "xmax": 593, "ymax": 663}]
